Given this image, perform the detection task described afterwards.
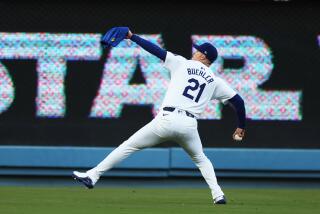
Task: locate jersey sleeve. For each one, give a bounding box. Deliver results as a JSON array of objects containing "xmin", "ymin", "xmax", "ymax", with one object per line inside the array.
[
  {"xmin": 163, "ymin": 51, "xmax": 186, "ymax": 75},
  {"xmin": 211, "ymin": 77, "xmax": 237, "ymax": 104}
]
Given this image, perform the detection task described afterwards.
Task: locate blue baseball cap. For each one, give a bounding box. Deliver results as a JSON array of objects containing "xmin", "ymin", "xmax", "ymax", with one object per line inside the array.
[{"xmin": 193, "ymin": 43, "xmax": 218, "ymax": 63}]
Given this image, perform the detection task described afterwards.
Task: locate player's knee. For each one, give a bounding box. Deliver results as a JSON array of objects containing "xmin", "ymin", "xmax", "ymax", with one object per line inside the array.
[
  {"xmin": 118, "ymin": 140, "xmax": 140, "ymax": 152},
  {"xmin": 191, "ymin": 153, "xmax": 208, "ymax": 164}
]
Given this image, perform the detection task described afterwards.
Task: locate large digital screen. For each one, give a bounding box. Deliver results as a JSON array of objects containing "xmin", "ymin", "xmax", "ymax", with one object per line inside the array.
[
  {"xmin": 0, "ymin": 1, "xmax": 319, "ymax": 148},
  {"xmin": 0, "ymin": 33, "xmax": 302, "ymax": 120}
]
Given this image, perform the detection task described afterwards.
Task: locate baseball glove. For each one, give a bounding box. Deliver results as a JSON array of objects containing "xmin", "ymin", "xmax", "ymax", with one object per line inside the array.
[{"xmin": 101, "ymin": 27, "xmax": 129, "ymax": 48}]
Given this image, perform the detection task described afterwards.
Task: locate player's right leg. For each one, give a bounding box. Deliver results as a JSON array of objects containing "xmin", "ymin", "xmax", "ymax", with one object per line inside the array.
[{"xmin": 73, "ymin": 117, "xmax": 166, "ymax": 189}]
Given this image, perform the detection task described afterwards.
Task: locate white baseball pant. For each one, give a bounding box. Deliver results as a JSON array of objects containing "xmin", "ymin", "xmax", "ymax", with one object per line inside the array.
[{"xmin": 87, "ymin": 109, "xmax": 224, "ymax": 199}]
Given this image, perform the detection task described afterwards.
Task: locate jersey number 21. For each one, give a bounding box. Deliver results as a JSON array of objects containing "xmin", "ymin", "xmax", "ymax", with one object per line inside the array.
[{"xmin": 183, "ymin": 78, "xmax": 206, "ymax": 103}]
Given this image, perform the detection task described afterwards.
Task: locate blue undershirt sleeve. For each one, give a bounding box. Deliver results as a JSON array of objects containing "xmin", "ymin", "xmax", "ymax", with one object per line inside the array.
[
  {"xmin": 227, "ymin": 94, "xmax": 246, "ymax": 129},
  {"xmin": 130, "ymin": 34, "xmax": 167, "ymax": 61}
]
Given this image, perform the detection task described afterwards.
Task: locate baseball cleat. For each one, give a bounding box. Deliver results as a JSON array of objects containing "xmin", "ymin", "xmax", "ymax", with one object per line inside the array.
[
  {"xmin": 213, "ymin": 195, "xmax": 227, "ymax": 205},
  {"xmin": 72, "ymin": 171, "xmax": 94, "ymax": 189}
]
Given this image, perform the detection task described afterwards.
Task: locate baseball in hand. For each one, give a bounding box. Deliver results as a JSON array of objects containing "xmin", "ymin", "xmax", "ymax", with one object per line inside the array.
[
  {"xmin": 233, "ymin": 128, "xmax": 245, "ymax": 142},
  {"xmin": 233, "ymin": 134, "xmax": 243, "ymax": 141}
]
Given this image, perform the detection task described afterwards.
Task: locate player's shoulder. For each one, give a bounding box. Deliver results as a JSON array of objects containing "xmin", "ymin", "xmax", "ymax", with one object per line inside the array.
[{"xmin": 214, "ymin": 76, "xmax": 233, "ymax": 89}]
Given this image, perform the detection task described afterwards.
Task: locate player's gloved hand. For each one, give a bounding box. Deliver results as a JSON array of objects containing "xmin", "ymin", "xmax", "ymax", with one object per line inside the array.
[
  {"xmin": 233, "ymin": 128, "xmax": 245, "ymax": 141},
  {"xmin": 101, "ymin": 27, "xmax": 129, "ymax": 48}
]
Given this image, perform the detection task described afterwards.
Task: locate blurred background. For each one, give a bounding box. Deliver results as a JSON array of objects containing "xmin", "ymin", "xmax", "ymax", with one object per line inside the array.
[{"xmin": 0, "ymin": 0, "xmax": 320, "ymax": 186}]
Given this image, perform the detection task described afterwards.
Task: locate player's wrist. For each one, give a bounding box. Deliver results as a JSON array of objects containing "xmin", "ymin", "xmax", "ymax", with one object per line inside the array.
[
  {"xmin": 130, "ymin": 34, "xmax": 138, "ymax": 41},
  {"xmin": 127, "ymin": 31, "xmax": 133, "ymax": 40}
]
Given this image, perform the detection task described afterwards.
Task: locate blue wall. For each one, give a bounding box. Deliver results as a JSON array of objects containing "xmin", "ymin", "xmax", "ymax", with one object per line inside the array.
[{"xmin": 1, "ymin": 146, "xmax": 320, "ymax": 178}]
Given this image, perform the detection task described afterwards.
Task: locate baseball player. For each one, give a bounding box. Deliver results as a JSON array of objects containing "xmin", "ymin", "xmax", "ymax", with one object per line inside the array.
[{"xmin": 73, "ymin": 27, "xmax": 246, "ymax": 205}]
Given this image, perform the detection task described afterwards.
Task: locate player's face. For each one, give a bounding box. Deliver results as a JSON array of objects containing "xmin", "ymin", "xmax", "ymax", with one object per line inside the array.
[
  {"xmin": 191, "ymin": 51, "xmax": 203, "ymax": 61},
  {"xmin": 192, "ymin": 51, "xmax": 205, "ymax": 61}
]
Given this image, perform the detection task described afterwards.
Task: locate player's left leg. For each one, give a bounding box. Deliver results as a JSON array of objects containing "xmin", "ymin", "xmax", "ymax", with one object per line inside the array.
[{"xmin": 174, "ymin": 118, "xmax": 225, "ymax": 204}]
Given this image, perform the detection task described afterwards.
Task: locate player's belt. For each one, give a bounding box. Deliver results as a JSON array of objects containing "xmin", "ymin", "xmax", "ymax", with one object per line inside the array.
[{"xmin": 163, "ymin": 107, "xmax": 196, "ymax": 118}]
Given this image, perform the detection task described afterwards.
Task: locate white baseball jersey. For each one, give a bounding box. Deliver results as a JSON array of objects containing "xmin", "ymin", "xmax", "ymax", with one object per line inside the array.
[{"xmin": 161, "ymin": 51, "xmax": 236, "ymax": 116}]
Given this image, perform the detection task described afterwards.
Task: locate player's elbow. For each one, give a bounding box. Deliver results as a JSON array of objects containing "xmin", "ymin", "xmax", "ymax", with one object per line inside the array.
[
  {"xmin": 229, "ymin": 94, "xmax": 244, "ymax": 106},
  {"xmin": 228, "ymin": 94, "xmax": 246, "ymax": 114}
]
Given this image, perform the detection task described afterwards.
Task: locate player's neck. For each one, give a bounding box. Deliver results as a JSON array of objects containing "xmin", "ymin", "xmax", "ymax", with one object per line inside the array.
[
  {"xmin": 191, "ymin": 54, "xmax": 211, "ymax": 67},
  {"xmin": 202, "ymin": 61, "xmax": 211, "ymax": 67},
  {"xmin": 194, "ymin": 59, "xmax": 211, "ymax": 67}
]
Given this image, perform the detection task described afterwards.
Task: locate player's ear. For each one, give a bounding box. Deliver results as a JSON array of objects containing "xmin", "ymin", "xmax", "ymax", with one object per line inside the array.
[{"xmin": 200, "ymin": 53, "xmax": 207, "ymax": 60}]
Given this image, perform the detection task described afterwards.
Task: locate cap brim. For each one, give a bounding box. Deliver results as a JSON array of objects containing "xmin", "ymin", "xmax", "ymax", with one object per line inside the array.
[{"xmin": 193, "ymin": 44, "xmax": 200, "ymax": 51}]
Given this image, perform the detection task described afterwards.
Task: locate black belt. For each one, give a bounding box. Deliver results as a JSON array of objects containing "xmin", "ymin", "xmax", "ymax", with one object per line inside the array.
[{"xmin": 163, "ymin": 107, "xmax": 196, "ymax": 118}]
